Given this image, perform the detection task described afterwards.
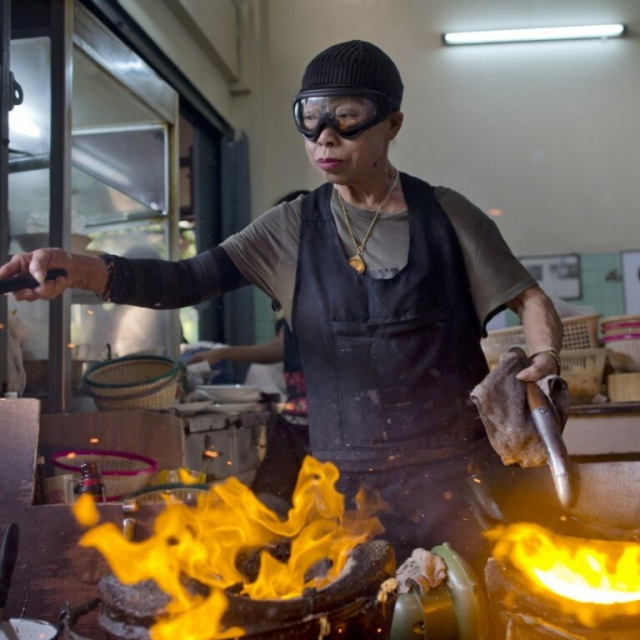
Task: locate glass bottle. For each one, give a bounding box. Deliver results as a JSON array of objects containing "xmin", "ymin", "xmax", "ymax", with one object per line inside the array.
[
  {"xmin": 75, "ymin": 461, "xmax": 107, "ymax": 502},
  {"xmin": 34, "ymin": 455, "xmax": 48, "ymax": 505}
]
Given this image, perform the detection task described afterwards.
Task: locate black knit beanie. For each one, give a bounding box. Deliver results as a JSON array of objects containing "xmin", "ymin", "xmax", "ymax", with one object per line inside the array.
[{"xmin": 299, "ymin": 40, "xmax": 403, "ymax": 110}]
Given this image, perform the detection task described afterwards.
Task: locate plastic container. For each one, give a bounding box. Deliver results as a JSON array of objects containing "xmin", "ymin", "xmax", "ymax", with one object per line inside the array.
[
  {"xmin": 560, "ymin": 348, "xmax": 609, "ymax": 404},
  {"xmin": 482, "ymin": 314, "xmax": 601, "ymax": 356},
  {"xmin": 600, "ymin": 334, "xmax": 640, "ymax": 372},
  {"xmin": 601, "ymin": 315, "xmax": 640, "ymax": 337},
  {"xmin": 608, "ymin": 372, "xmax": 640, "ymax": 403},
  {"xmin": 123, "ymin": 482, "xmax": 211, "ymax": 505},
  {"xmin": 483, "ymin": 348, "xmax": 609, "ymax": 405}
]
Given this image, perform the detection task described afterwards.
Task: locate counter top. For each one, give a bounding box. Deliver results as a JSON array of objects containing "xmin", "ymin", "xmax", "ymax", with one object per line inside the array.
[
  {"xmin": 179, "ymin": 408, "xmax": 273, "ymax": 433},
  {"xmin": 564, "ymin": 403, "xmax": 640, "ymax": 456},
  {"xmin": 569, "ymin": 401, "xmax": 640, "ymax": 416}
]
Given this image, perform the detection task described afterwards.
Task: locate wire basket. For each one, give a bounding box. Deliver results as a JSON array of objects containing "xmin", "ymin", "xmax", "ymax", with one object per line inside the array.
[
  {"xmin": 482, "ymin": 314, "xmax": 601, "ymax": 355},
  {"xmin": 561, "ymin": 348, "xmax": 609, "ymax": 404},
  {"xmin": 51, "ymin": 449, "xmax": 157, "ymax": 501},
  {"xmin": 83, "ymin": 355, "xmax": 181, "ymax": 411}
]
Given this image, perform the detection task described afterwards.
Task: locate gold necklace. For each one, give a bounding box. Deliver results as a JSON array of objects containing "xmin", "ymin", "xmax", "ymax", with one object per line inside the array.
[{"xmin": 336, "ymin": 170, "xmax": 399, "ymax": 274}]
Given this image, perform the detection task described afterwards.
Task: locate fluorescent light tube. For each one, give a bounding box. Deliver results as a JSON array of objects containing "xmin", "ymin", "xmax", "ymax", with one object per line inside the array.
[{"xmin": 443, "ymin": 24, "xmax": 625, "ymax": 45}]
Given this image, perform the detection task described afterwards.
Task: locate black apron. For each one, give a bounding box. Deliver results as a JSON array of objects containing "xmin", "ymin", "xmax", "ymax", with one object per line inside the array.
[
  {"xmin": 290, "ymin": 173, "xmax": 500, "ymax": 568},
  {"xmin": 292, "ymin": 173, "xmax": 489, "ymax": 468},
  {"xmin": 281, "ymin": 325, "xmax": 308, "ymax": 420}
]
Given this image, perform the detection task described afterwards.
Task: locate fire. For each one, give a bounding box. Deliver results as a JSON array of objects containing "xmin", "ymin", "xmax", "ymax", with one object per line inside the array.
[
  {"xmin": 72, "ymin": 493, "xmax": 101, "ymax": 527},
  {"xmin": 488, "ymin": 522, "xmax": 640, "ymax": 626},
  {"xmin": 73, "ymin": 456, "xmax": 385, "ymax": 640}
]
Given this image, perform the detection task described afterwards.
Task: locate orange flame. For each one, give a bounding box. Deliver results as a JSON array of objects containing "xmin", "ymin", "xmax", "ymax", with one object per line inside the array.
[
  {"xmin": 72, "ymin": 493, "xmax": 101, "ymax": 527},
  {"xmin": 74, "ymin": 456, "xmax": 385, "ymax": 640},
  {"xmin": 488, "ymin": 522, "xmax": 640, "ymax": 626}
]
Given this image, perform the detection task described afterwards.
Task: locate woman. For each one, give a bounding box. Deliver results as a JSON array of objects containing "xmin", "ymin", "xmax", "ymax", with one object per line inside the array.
[
  {"xmin": 188, "ymin": 190, "xmax": 312, "ymax": 514},
  {"xmin": 0, "ymin": 40, "xmax": 562, "ymax": 572}
]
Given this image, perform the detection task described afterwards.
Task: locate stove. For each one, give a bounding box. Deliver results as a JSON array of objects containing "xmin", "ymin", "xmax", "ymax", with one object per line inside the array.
[
  {"xmin": 63, "ymin": 540, "xmax": 398, "ymax": 640},
  {"xmin": 485, "ymin": 556, "xmax": 640, "ymax": 639}
]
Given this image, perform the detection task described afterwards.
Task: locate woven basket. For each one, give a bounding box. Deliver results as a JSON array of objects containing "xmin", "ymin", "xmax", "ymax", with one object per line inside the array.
[
  {"xmin": 83, "ymin": 355, "xmax": 180, "ymax": 411},
  {"xmin": 51, "ymin": 449, "xmax": 157, "ymax": 501},
  {"xmin": 482, "ymin": 314, "xmax": 601, "ymax": 355}
]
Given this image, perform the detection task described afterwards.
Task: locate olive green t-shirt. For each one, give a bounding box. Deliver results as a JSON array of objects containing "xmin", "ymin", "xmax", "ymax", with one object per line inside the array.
[{"xmin": 221, "ymin": 184, "xmax": 535, "ymax": 331}]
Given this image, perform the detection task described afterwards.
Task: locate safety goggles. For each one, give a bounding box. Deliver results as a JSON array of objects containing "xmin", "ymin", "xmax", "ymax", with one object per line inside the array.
[{"xmin": 292, "ymin": 89, "xmax": 394, "ymax": 141}]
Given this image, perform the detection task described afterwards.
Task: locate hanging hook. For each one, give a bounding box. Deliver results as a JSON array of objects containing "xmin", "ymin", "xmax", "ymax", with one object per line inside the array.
[{"xmin": 9, "ymin": 72, "xmax": 23, "ymax": 110}]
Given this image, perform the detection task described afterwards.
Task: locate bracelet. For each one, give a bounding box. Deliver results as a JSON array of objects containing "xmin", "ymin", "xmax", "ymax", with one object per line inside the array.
[
  {"xmin": 97, "ymin": 254, "xmax": 115, "ymax": 302},
  {"xmin": 529, "ymin": 348, "xmax": 561, "ymax": 374}
]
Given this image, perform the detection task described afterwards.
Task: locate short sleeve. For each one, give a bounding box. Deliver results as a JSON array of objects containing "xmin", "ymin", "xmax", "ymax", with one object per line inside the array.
[
  {"xmin": 435, "ymin": 187, "xmax": 536, "ymax": 331},
  {"xmin": 221, "ymin": 197, "xmax": 303, "ymax": 321}
]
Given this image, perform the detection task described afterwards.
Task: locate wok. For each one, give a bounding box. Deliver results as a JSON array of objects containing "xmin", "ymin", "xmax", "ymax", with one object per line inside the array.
[{"xmin": 465, "ymin": 459, "xmax": 640, "ymax": 540}]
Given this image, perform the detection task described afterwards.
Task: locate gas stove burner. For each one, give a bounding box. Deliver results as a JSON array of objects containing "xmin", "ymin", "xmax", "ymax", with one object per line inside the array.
[
  {"xmin": 485, "ymin": 556, "xmax": 640, "ymax": 639},
  {"xmin": 63, "ymin": 540, "xmax": 398, "ymax": 640}
]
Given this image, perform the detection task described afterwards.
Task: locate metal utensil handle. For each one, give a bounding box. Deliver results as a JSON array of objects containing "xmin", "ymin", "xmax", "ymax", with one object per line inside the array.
[
  {"xmin": 0, "ymin": 268, "xmax": 67, "ymax": 295},
  {"xmin": 526, "ymin": 377, "xmax": 575, "ymax": 508},
  {"xmin": 0, "ymin": 523, "xmax": 20, "ymax": 612},
  {"xmin": 509, "ymin": 347, "xmax": 575, "ymax": 508}
]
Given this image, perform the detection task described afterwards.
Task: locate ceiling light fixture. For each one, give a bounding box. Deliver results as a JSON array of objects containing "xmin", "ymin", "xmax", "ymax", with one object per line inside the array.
[{"xmin": 442, "ymin": 23, "xmax": 625, "ymax": 46}]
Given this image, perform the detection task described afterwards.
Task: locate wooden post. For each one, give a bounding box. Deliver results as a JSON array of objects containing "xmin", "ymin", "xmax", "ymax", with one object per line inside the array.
[{"xmin": 0, "ymin": 398, "xmax": 40, "ymax": 506}]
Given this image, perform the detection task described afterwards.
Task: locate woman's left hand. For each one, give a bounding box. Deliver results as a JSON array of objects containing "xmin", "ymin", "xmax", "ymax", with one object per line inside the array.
[
  {"xmin": 516, "ymin": 352, "xmax": 559, "ymax": 382},
  {"xmin": 506, "ymin": 285, "xmax": 563, "ymax": 383}
]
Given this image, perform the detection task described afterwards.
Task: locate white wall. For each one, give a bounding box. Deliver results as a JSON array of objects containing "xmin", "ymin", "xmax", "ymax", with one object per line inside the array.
[
  {"xmin": 254, "ymin": 0, "xmax": 640, "ymax": 257},
  {"xmin": 121, "ymin": 0, "xmax": 640, "ymax": 257}
]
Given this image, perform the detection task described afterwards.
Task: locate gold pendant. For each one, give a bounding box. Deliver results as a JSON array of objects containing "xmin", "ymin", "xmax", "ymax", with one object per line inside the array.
[{"xmin": 348, "ymin": 254, "xmax": 366, "ymax": 274}]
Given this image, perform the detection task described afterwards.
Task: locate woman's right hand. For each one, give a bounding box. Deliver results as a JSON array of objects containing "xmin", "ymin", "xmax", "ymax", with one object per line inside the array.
[
  {"xmin": 0, "ymin": 249, "xmax": 108, "ymax": 301},
  {"xmin": 0, "ymin": 249, "xmax": 74, "ymax": 300}
]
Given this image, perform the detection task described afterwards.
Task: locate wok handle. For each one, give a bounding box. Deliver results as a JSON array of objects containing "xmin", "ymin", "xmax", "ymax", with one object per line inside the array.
[
  {"xmin": 525, "ymin": 379, "xmax": 548, "ymax": 411},
  {"xmin": 0, "ymin": 523, "xmax": 19, "ymax": 614},
  {"xmin": 510, "ymin": 347, "xmax": 575, "ymax": 508}
]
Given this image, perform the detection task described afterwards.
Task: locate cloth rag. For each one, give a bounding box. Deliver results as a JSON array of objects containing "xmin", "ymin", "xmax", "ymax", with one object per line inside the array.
[
  {"xmin": 470, "ymin": 350, "xmax": 570, "ymax": 467},
  {"xmin": 395, "ymin": 548, "xmax": 447, "ymax": 595}
]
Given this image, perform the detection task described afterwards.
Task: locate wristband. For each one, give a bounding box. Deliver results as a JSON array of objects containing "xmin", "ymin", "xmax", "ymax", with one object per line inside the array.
[
  {"xmin": 529, "ymin": 348, "xmax": 561, "ymax": 374},
  {"xmin": 97, "ymin": 254, "xmax": 115, "ymax": 302}
]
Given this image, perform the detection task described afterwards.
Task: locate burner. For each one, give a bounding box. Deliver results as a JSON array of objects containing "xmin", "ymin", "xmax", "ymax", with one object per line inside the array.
[
  {"xmin": 485, "ymin": 556, "xmax": 640, "ymax": 639},
  {"xmin": 63, "ymin": 540, "xmax": 398, "ymax": 640}
]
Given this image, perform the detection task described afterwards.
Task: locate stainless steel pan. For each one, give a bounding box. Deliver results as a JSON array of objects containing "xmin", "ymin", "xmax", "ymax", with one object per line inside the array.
[{"xmin": 465, "ymin": 459, "xmax": 640, "ymax": 539}]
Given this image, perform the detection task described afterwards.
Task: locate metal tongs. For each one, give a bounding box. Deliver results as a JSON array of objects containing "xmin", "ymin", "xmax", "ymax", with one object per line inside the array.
[{"xmin": 511, "ymin": 347, "xmax": 575, "ymax": 508}]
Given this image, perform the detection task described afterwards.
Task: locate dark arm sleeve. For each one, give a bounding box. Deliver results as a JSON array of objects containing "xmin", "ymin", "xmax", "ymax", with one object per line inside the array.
[{"xmin": 104, "ymin": 247, "xmax": 250, "ymax": 309}]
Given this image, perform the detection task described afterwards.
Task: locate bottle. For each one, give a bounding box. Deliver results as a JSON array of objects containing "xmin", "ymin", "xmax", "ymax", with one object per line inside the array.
[
  {"xmin": 34, "ymin": 456, "xmax": 48, "ymax": 505},
  {"xmin": 75, "ymin": 461, "xmax": 107, "ymax": 502}
]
